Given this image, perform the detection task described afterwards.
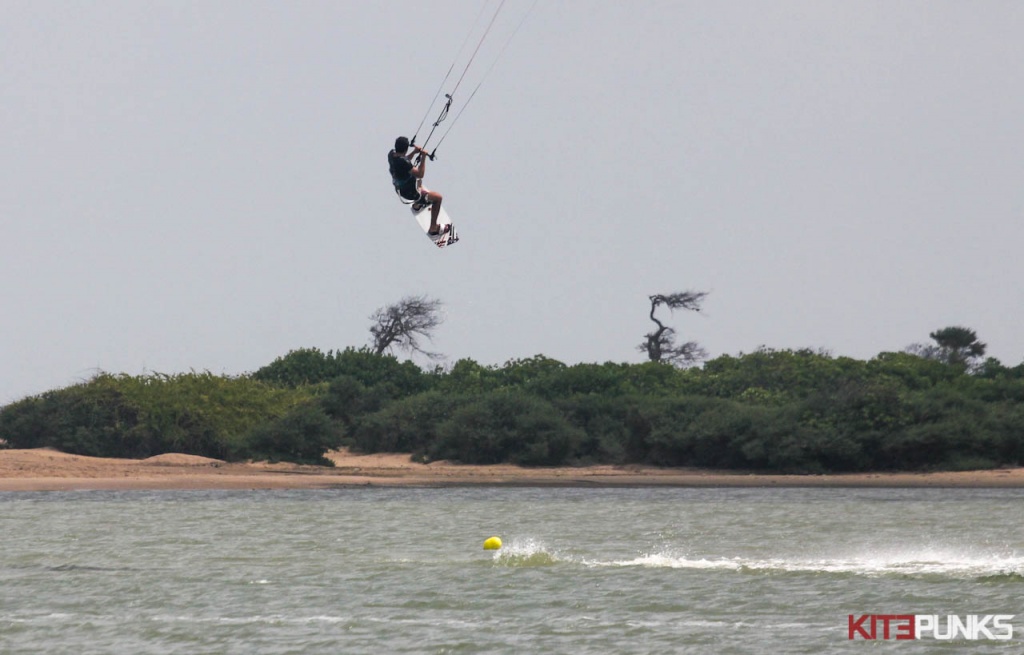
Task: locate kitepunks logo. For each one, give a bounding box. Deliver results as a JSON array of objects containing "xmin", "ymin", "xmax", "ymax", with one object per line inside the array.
[{"xmin": 847, "ymin": 614, "xmax": 1015, "ymax": 641}]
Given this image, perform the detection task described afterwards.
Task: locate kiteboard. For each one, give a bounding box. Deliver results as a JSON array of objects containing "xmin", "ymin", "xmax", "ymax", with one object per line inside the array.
[{"xmin": 412, "ymin": 203, "xmax": 459, "ymax": 249}]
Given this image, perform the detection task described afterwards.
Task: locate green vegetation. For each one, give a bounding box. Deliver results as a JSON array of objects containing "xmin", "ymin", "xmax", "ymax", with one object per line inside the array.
[
  {"xmin": 0, "ymin": 371, "xmax": 322, "ymax": 463},
  {"xmin": 2, "ymin": 346, "xmax": 1023, "ymax": 473}
]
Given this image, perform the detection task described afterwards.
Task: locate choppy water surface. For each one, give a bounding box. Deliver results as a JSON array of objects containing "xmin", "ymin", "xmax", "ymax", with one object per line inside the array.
[{"xmin": 1, "ymin": 487, "xmax": 1022, "ymax": 654}]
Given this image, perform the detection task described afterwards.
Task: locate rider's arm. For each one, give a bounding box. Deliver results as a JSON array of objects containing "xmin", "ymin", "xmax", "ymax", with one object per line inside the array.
[{"xmin": 411, "ymin": 147, "xmax": 427, "ymax": 178}]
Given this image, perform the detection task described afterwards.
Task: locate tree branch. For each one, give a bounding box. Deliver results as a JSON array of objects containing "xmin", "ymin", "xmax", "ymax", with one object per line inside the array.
[
  {"xmin": 369, "ymin": 295, "xmax": 445, "ymax": 359},
  {"xmin": 639, "ymin": 290, "xmax": 708, "ymax": 367}
]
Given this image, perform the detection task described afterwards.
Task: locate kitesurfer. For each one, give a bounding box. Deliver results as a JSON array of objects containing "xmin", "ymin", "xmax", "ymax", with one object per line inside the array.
[{"xmin": 389, "ymin": 136, "xmax": 447, "ymax": 236}]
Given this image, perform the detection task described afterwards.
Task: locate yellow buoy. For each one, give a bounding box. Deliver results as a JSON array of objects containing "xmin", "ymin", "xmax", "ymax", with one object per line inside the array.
[{"xmin": 483, "ymin": 536, "xmax": 502, "ymax": 550}]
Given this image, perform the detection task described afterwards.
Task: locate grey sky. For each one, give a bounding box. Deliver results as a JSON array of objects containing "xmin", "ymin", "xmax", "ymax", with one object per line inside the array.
[{"xmin": 3, "ymin": 1, "xmax": 1022, "ymax": 403}]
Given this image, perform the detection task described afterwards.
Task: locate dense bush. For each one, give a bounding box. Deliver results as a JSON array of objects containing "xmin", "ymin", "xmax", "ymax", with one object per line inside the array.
[
  {"xmin": 0, "ymin": 372, "xmax": 310, "ymax": 461},
  {"xmin": 350, "ymin": 391, "xmax": 457, "ymax": 456},
  {"xmin": 3, "ymin": 347, "xmax": 1023, "ymax": 472},
  {"xmin": 253, "ymin": 347, "xmax": 429, "ymax": 396},
  {"xmin": 243, "ymin": 404, "xmax": 341, "ymax": 465},
  {"xmin": 428, "ymin": 391, "xmax": 584, "ymax": 465},
  {"xmin": 0, "ymin": 375, "xmax": 146, "ymax": 458},
  {"xmin": 556, "ymin": 394, "xmax": 635, "ymax": 464}
]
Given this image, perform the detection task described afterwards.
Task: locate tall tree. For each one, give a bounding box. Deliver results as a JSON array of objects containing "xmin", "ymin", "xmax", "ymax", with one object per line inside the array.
[
  {"xmin": 929, "ymin": 326, "xmax": 986, "ymax": 367},
  {"xmin": 638, "ymin": 291, "xmax": 708, "ymax": 367},
  {"xmin": 905, "ymin": 326, "xmax": 987, "ymax": 369},
  {"xmin": 369, "ymin": 295, "xmax": 444, "ymax": 359}
]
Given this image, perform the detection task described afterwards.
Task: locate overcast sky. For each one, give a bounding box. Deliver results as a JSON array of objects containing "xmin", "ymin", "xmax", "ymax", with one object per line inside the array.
[{"xmin": 3, "ymin": 1, "xmax": 1022, "ymax": 403}]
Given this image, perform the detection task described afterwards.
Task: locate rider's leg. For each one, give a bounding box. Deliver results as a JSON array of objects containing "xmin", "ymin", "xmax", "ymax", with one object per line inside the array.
[{"xmin": 422, "ymin": 188, "xmax": 444, "ymax": 233}]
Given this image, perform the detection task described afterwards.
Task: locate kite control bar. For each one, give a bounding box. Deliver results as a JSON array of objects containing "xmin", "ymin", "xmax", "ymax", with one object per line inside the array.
[
  {"xmin": 412, "ymin": 149, "xmax": 437, "ymax": 164},
  {"xmin": 409, "ymin": 138, "xmax": 437, "ymax": 162}
]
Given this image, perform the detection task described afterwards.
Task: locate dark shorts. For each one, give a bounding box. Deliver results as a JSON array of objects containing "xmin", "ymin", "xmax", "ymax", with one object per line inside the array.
[{"xmin": 397, "ymin": 182, "xmax": 421, "ymax": 202}]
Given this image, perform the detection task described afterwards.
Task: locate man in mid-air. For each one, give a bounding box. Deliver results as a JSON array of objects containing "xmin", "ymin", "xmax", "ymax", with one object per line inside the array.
[{"xmin": 388, "ymin": 136, "xmax": 447, "ymax": 236}]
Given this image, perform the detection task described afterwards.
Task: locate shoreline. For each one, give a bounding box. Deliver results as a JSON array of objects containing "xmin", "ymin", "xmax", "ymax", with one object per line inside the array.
[{"xmin": 2, "ymin": 448, "xmax": 1024, "ymax": 491}]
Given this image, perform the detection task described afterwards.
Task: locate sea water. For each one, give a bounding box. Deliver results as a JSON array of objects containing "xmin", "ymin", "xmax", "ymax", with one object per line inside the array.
[{"xmin": 1, "ymin": 487, "xmax": 1022, "ymax": 654}]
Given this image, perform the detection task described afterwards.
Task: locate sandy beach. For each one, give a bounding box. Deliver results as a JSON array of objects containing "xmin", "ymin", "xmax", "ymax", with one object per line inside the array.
[{"xmin": 1, "ymin": 448, "xmax": 1023, "ymax": 491}]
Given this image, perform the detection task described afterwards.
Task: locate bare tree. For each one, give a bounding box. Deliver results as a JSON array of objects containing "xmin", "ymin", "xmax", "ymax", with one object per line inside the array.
[
  {"xmin": 369, "ymin": 295, "xmax": 444, "ymax": 359},
  {"xmin": 638, "ymin": 291, "xmax": 708, "ymax": 367}
]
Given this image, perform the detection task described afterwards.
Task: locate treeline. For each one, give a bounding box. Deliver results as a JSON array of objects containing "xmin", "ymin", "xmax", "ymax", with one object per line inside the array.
[
  {"xmin": 0, "ymin": 372, "xmax": 329, "ymax": 464},
  {"xmin": 2, "ymin": 347, "xmax": 1024, "ymax": 472}
]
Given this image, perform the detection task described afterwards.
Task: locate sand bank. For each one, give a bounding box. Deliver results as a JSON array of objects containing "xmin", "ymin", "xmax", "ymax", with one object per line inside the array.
[{"xmin": 2, "ymin": 448, "xmax": 1024, "ymax": 491}]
